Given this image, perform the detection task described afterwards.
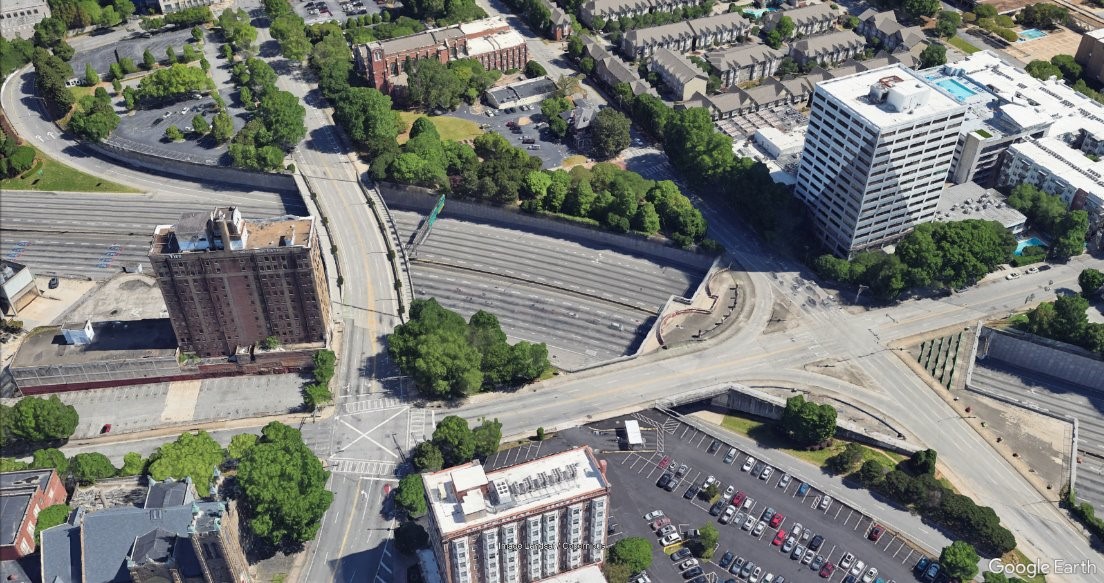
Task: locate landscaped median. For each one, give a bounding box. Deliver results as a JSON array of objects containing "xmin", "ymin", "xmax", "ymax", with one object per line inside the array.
[{"xmin": 0, "ymin": 139, "xmax": 138, "ymax": 193}]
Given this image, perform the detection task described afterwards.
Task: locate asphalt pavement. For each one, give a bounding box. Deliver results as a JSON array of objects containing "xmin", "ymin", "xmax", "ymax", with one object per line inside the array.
[{"xmin": 70, "ymin": 28, "xmax": 198, "ymax": 78}]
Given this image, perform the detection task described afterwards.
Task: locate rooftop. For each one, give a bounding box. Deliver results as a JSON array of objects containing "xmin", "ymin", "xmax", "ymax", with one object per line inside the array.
[
  {"xmin": 465, "ymin": 29, "xmax": 526, "ymax": 57},
  {"xmin": 150, "ymin": 208, "xmax": 315, "ymax": 256},
  {"xmin": 1, "ymin": 469, "xmax": 58, "ymax": 546},
  {"xmin": 424, "ymin": 446, "xmax": 609, "ymax": 537},
  {"xmin": 934, "ymin": 182, "xmax": 1028, "ymax": 229},
  {"xmin": 791, "ymin": 29, "xmax": 866, "ymax": 56},
  {"xmin": 1008, "ymin": 139, "xmax": 1104, "ymax": 197},
  {"xmin": 0, "ymin": 260, "xmax": 28, "ymax": 285},
  {"xmin": 367, "ymin": 16, "xmax": 509, "ymax": 54},
  {"xmin": 706, "ymin": 43, "xmax": 786, "ymax": 71},
  {"xmin": 651, "ymin": 47, "xmax": 708, "ymax": 86},
  {"xmin": 486, "ymin": 76, "xmax": 558, "ymax": 102},
  {"xmin": 816, "ymin": 65, "xmax": 966, "ymax": 128},
  {"xmin": 766, "ymin": 3, "xmax": 836, "ymax": 26},
  {"xmin": 538, "ymin": 565, "xmax": 609, "ymax": 583},
  {"xmin": 11, "ymin": 319, "xmax": 178, "ymax": 368}
]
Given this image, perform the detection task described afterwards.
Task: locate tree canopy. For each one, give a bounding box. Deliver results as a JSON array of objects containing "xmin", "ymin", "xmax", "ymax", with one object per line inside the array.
[
  {"xmin": 395, "ymin": 473, "xmax": 428, "ymax": 517},
  {"xmin": 940, "ymin": 541, "xmax": 981, "ymax": 581},
  {"xmin": 1019, "ymin": 3, "xmax": 1068, "ymax": 29},
  {"xmin": 237, "ymin": 422, "xmax": 334, "ymax": 547},
  {"xmin": 148, "ymin": 431, "xmax": 226, "ymax": 488},
  {"xmin": 919, "ymin": 44, "xmax": 947, "ymax": 69},
  {"xmin": 1007, "ymin": 184, "xmax": 1087, "ymax": 260},
  {"xmin": 779, "ymin": 395, "xmax": 837, "ymax": 446},
  {"xmin": 1080, "ymin": 268, "xmax": 1104, "ymax": 299},
  {"xmin": 590, "ymin": 108, "xmax": 631, "ymax": 160},
  {"xmin": 334, "ymin": 87, "xmax": 402, "ymax": 156},
  {"xmin": 609, "ymin": 537, "xmax": 653, "ymax": 573},
  {"xmin": 136, "ymin": 64, "xmax": 210, "ymax": 102},
  {"xmin": 70, "ymin": 88, "xmax": 120, "ymax": 142},
  {"xmin": 70, "ymin": 452, "xmax": 117, "ymax": 485},
  {"xmin": 432, "ymin": 415, "xmax": 477, "ymax": 467},
  {"xmin": 6, "ymin": 395, "xmax": 79, "ymax": 445}
]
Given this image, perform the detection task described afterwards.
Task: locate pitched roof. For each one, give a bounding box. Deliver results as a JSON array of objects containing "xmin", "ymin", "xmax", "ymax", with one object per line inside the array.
[
  {"xmin": 1, "ymin": 470, "xmax": 57, "ymax": 546},
  {"xmin": 791, "ymin": 30, "xmax": 866, "ymax": 57},
  {"xmin": 651, "ymin": 47, "xmax": 708, "ymax": 85},
  {"xmin": 765, "ymin": 3, "xmax": 837, "ymax": 28},
  {"xmin": 624, "ymin": 20, "xmax": 695, "ymax": 48},
  {"xmin": 739, "ymin": 79, "xmax": 791, "ymax": 105},
  {"xmin": 687, "ymin": 12, "xmax": 750, "ymax": 37},
  {"xmin": 706, "ymin": 43, "xmax": 786, "ymax": 71}
]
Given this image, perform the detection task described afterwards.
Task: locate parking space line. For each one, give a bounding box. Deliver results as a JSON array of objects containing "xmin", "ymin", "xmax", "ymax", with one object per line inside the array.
[
  {"xmin": 679, "ymin": 425, "xmax": 691, "ymax": 439},
  {"xmin": 900, "ymin": 549, "xmax": 914, "ymax": 564},
  {"xmin": 832, "ymin": 505, "xmax": 843, "ymax": 519},
  {"xmin": 892, "ymin": 541, "xmax": 907, "ymax": 557},
  {"xmin": 883, "ymin": 535, "xmax": 897, "ymax": 551},
  {"xmin": 842, "ymin": 509, "xmax": 854, "ymax": 525}
]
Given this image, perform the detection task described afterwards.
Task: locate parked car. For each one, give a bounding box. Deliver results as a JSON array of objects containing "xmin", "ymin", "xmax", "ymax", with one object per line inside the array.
[
  {"xmin": 782, "ymin": 536, "xmax": 796, "ymax": 553},
  {"xmin": 843, "ymin": 577, "xmax": 857, "ymax": 583},
  {"xmin": 657, "ymin": 473, "xmax": 673, "ymax": 489},
  {"xmin": 861, "ymin": 568, "xmax": 878, "ymax": 583},
  {"xmin": 671, "ymin": 548, "xmax": 692, "ymax": 561},
  {"xmin": 683, "ymin": 566, "xmax": 703, "ymax": 579},
  {"xmin": 731, "ymin": 556, "xmax": 746, "ymax": 574},
  {"xmin": 660, "ymin": 533, "xmax": 682, "ymax": 546},
  {"xmin": 802, "ymin": 549, "xmax": 816, "ymax": 565},
  {"xmin": 922, "ymin": 564, "xmax": 940, "ymax": 582},
  {"xmin": 811, "ymin": 555, "xmax": 826, "ymax": 571},
  {"xmin": 809, "ymin": 535, "xmax": 825, "ymax": 552},
  {"xmin": 708, "ymin": 440, "xmax": 721, "ymax": 453},
  {"xmin": 749, "ymin": 566, "xmax": 763, "ymax": 583},
  {"xmin": 719, "ymin": 551, "xmax": 735, "ymax": 568},
  {"xmin": 751, "ymin": 461, "xmax": 765, "ymax": 476},
  {"xmin": 819, "ymin": 495, "xmax": 833, "ymax": 510},
  {"xmin": 868, "ymin": 524, "xmax": 885, "ymax": 542},
  {"xmin": 657, "ymin": 525, "xmax": 676, "ymax": 537},
  {"xmin": 760, "ymin": 466, "xmax": 773, "ymax": 480},
  {"xmin": 742, "ymin": 457, "xmax": 756, "ymax": 472},
  {"xmin": 651, "ymin": 517, "xmax": 671, "ymax": 530},
  {"xmin": 772, "ymin": 529, "xmax": 787, "ymax": 546},
  {"xmin": 703, "ymin": 475, "xmax": 717, "ymax": 488},
  {"xmin": 741, "ymin": 561, "xmax": 755, "ymax": 579},
  {"xmin": 791, "ymin": 544, "xmax": 806, "ymax": 560},
  {"xmin": 684, "ymin": 485, "xmax": 700, "ymax": 499},
  {"xmin": 849, "ymin": 561, "xmax": 866, "ymax": 577},
  {"xmin": 658, "ymin": 455, "xmax": 671, "ymax": 469},
  {"xmin": 838, "ymin": 552, "xmax": 855, "ymax": 570},
  {"xmin": 676, "ymin": 464, "xmax": 688, "ymax": 477},
  {"xmin": 778, "ymin": 473, "xmax": 791, "ymax": 488},
  {"xmin": 644, "ymin": 510, "xmax": 664, "ymax": 521},
  {"xmin": 760, "ymin": 507, "xmax": 775, "ymax": 522},
  {"xmin": 723, "ymin": 484, "xmax": 735, "ymax": 499},
  {"xmin": 48, "ymin": 277, "xmax": 59, "ymax": 289},
  {"xmin": 732, "ymin": 490, "xmax": 746, "ymax": 506},
  {"xmin": 796, "ymin": 482, "xmax": 811, "ymax": 497},
  {"xmin": 742, "ymin": 515, "xmax": 756, "ymax": 531},
  {"xmin": 740, "ymin": 497, "xmax": 754, "ymax": 511},
  {"xmin": 710, "ymin": 500, "xmax": 727, "ymax": 516},
  {"xmin": 769, "ymin": 513, "xmax": 784, "ymax": 528},
  {"xmin": 665, "ymin": 477, "xmax": 680, "ymax": 492},
  {"xmin": 100, "ymin": 423, "xmax": 112, "ymax": 434},
  {"xmin": 913, "ymin": 558, "xmax": 930, "ymax": 575},
  {"xmin": 678, "ymin": 559, "xmax": 699, "ymax": 571},
  {"xmin": 790, "ymin": 523, "xmax": 803, "ymax": 538},
  {"xmin": 719, "ymin": 505, "xmax": 737, "ymax": 524},
  {"xmin": 819, "ymin": 563, "xmax": 836, "ymax": 578},
  {"xmin": 724, "ymin": 448, "xmax": 737, "ymax": 464},
  {"xmin": 753, "ymin": 521, "xmax": 767, "ymax": 536}
]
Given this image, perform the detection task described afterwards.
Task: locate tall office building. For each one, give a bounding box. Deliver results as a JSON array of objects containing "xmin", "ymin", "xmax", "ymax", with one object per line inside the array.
[
  {"xmin": 795, "ymin": 65, "xmax": 967, "ymax": 257},
  {"xmin": 149, "ymin": 207, "xmax": 331, "ymax": 358},
  {"xmin": 422, "ymin": 446, "xmax": 611, "ymax": 583}
]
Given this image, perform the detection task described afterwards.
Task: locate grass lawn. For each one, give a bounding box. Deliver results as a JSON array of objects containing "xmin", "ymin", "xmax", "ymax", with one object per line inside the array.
[
  {"xmin": 561, "ymin": 154, "xmax": 588, "ymax": 168},
  {"xmin": 0, "ymin": 145, "xmax": 139, "ymax": 193},
  {"xmin": 397, "ymin": 112, "xmax": 483, "ymax": 144},
  {"xmin": 948, "ymin": 36, "xmax": 981, "ymax": 54},
  {"xmin": 1004, "ymin": 549, "xmax": 1047, "ymax": 583},
  {"xmin": 719, "ymin": 413, "xmax": 907, "ymax": 470}
]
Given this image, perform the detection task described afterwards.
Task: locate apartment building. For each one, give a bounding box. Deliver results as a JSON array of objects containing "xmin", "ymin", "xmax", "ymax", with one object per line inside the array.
[
  {"xmin": 650, "ymin": 47, "xmax": 708, "ymax": 101},
  {"xmin": 763, "ymin": 4, "xmax": 839, "ymax": 37},
  {"xmin": 1076, "ymin": 29, "xmax": 1104, "ymax": 85},
  {"xmin": 353, "ymin": 17, "xmax": 527, "ymax": 92},
  {"xmin": 789, "ymin": 30, "xmax": 866, "ymax": 67},
  {"xmin": 795, "ymin": 66, "xmax": 967, "ymax": 257},
  {"xmin": 0, "ymin": 0, "xmax": 49, "ymax": 40},
  {"xmin": 0, "ymin": 470, "xmax": 66, "ymax": 560},
  {"xmin": 620, "ymin": 12, "xmax": 749, "ymax": 59},
  {"xmin": 423, "ymin": 446, "xmax": 611, "ymax": 583},
  {"xmin": 1000, "ymin": 139, "xmax": 1104, "ymax": 222},
  {"xmin": 583, "ymin": 36, "xmax": 658, "ymax": 96},
  {"xmin": 707, "ymin": 43, "xmax": 787, "ymax": 88},
  {"xmin": 580, "ymin": 0, "xmax": 699, "ymax": 28},
  {"xmin": 148, "ymin": 207, "xmax": 331, "ymax": 358},
  {"xmin": 856, "ymin": 9, "xmax": 925, "ymax": 53},
  {"xmin": 158, "ymin": 0, "xmax": 215, "ymax": 14}
]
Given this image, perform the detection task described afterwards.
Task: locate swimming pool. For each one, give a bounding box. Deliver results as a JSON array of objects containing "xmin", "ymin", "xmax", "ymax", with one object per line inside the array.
[
  {"xmin": 935, "ymin": 78, "xmax": 978, "ymax": 102},
  {"xmin": 1019, "ymin": 28, "xmax": 1047, "ymax": 41},
  {"xmin": 743, "ymin": 7, "xmax": 777, "ymax": 18},
  {"xmin": 1015, "ymin": 236, "xmax": 1048, "ymax": 256}
]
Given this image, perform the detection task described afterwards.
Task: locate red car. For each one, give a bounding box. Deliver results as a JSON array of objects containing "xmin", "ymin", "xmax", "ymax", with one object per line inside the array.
[
  {"xmin": 651, "ymin": 517, "xmax": 672, "ymax": 530},
  {"xmin": 868, "ymin": 524, "xmax": 885, "ymax": 542},
  {"xmin": 769, "ymin": 512, "xmax": 785, "ymax": 528},
  {"xmin": 819, "ymin": 563, "xmax": 836, "ymax": 578},
  {"xmin": 100, "ymin": 423, "xmax": 112, "ymax": 434},
  {"xmin": 658, "ymin": 456, "xmax": 671, "ymax": 470},
  {"xmin": 771, "ymin": 529, "xmax": 788, "ymax": 545},
  {"xmin": 731, "ymin": 490, "xmax": 746, "ymax": 506}
]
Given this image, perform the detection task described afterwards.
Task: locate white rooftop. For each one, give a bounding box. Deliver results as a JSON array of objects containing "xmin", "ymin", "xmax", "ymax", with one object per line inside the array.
[
  {"xmin": 1009, "ymin": 139, "xmax": 1104, "ymax": 198},
  {"xmin": 538, "ymin": 565, "xmax": 609, "ymax": 583},
  {"xmin": 624, "ymin": 420, "xmax": 643, "ymax": 446},
  {"xmin": 459, "ymin": 16, "xmax": 509, "ymax": 35},
  {"xmin": 817, "ymin": 65, "xmax": 965, "ymax": 128},
  {"xmin": 466, "ymin": 30, "xmax": 526, "ymax": 57},
  {"xmin": 424, "ymin": 446, "xmax": 609, "ymax": 537},
  {"xmin": 934, "ymin": 182, "xmax": 1027, "ymax": 230}
]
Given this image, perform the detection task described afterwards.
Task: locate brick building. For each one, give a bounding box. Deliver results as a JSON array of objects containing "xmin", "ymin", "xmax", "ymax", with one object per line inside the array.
[
  {"xmin": 0, "ymin": 469, "xmax": 67, "ymax": 560},
  {"xmin": 353, "ymin": 17, "xmax": 528, "ymax": 93},
  {"xmin": 423, "ymin": 446, "xmax": 611, "ymax": 583},
  {"xmin": 148, "ymin": 207, "xmax": 331, "ymax": 358}
]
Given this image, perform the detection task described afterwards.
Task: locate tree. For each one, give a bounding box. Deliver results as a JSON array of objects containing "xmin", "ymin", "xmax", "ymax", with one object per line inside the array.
[
  {"xmin": 857, "ymin": 460, "xmax": 887, "ymax": 487},
  {"xmin": 53, "ymin": 41, "xmax": 74, "ymax": 62},
  {"xmin": 1020, "ymin": 3, "xmax": 1068, "ymax": 29},
  {"xmin": 165, "ymin": 125, "xmax": 184, "ymax": 141},
  {"xmin": 192, "ymin": 25, "xmax": 204, "ymax": 42},
  {"xmin": 395, "ymin": 473, "xmax": 428, "ymax": 517},
  {"xmin": 111, "ymin": 78, "xmax": 122, "ymax": 94},
  {"xmin": 432, "ymin": 415, "xmax": 476, "ymax": 467},
  {"xmin": 394, "ymin": 521, "xmax": 429, "ymax": 554},
  {"xmin": 413, "ymin": 441, "xmax": 445, "ymax": 471},
  {"xmin": 779, "ymin": 395, "xmax": 837, "ymax": 446},
  {"xmin": 212, "ymin": 111, "xmax": 234, "ymax": 143},
  {"xmin": 1050, "ymin": 54, "xmax": 1081, "ymax": 83},
  {"xmin": 536, "ymin": 427, "xmax": 546, "ymax": 441},
  {"xmin": 334, "ymin": 87, "xmax": 401, "ymax": 156},
  {"xmin": 920, "ymin": 44, "xmax": 947, "ymax": 69},
  {"xmin": 697, "ymin": 524, "xmax": 719, "ymax": 558},
  {"xmin": 70, "ymin": 452, "xmax": 117, "ymax": 485},
  {"xmin": 30, "ymin": 448, "xmax": 69, "ymax": 475},
  {"xmin": 1080, "ymin": 268, "xmax": 1104, "ymax": 299},
  {"xmin": 472, "ymin": 418, "xmax": 502, "ymax": 460},
  {"xmin": 407, "ymin": 57, "xmax": 464, "ymax": 111},
  {"xmin": 70, "ymin": 89, "xmax": 120, "ymax": 142},
  {"xmin": 590, "ymin": 108, "xmax": 630, "ymax": 160},
  {"xmin": 136, "ymin": 64, "xmax": 209, "ymax": 101},
  {"xmin": 84, "ymin": 63, "xmax": 99, "ymax": 87},
  {"xmin": 664, "ymin": 107, "xmax": 734, "ymax": 183},
  {"xmin": 7, "ymin": 395, "xmax": 78, "ymax": 445},
  {"xmin": 192, "ymin": 114, "xmax": 210, "ymax": 135},
  {"xmin": 940, "ymin": 541, "xmax": 981, "ymax": 581},
  {"xmin": 541, "ymin": 97, "xmax": 571, "ymax": 139},
  {"xmin": 166, "ymin": 46, "xmax": 177, "ymax": 64},
  {"xmin": 33, "ymin": 17, "xmax": 67, "ymax": 48},
  {"xmin": 1025, "ymin": 59, "xmax": 1062, "ymax": 81},
  {"xmin": 34, "ymin": 504, "xmax": 71, "ymax": 544},
  {"xmin": 524, "ymin": 60, "xmax": 546, "ymax": 78},
  {"xmin": 388, "ymin": 299, "xmax": 484, "ymax": 398},
  {"xmin": 904, "ymin": 0, "xmax": 940, "ymax": 19},
  {"xmin": 148, "ymin": 431, "xmax": 225, "ymax": 488},
  {"xmin": 775, "ymin": 15, "xmax": 795, "ymax": 38},
  {"xmin": 182, "ymin": 44, "xmax": 199, "ymax": 63},
  {"xmin": 0, "ymin": 458, "xmax": 29, "ymax": 472},
  {"xmin": 118, "ymin": 452, "xmax": 146, "ymax": 476},
  {"xmin": 609, "ymin": 537, "xmax": 652, "ymax": 572},
  {"xmin": 271, "ymin": 14, "xmax": 311, "ymax": 61},
  {"xmin": 827, "ymin": 443, "xmax": 865, "ymax": 474},
  {"xmin": 1052, "ymin": 210, "xmax": 1088, "ymax": 260},
  {"xmin": 936, "ymin": 11, "xmax": 961, "ymax": 37},
  {"xmin": 910, "ymin": 449, "xmax": 938, "ymax": 475},
  {"xmin": 237, "ymin": 422, "xmax": 334, "ymax": 546},
  {"xmin": 256, "ymin": 89, "xmax": 305, "ymax": 150},
  {"xmin": 143, "ymin": 49, "xmax": 156, "ymax": 70},
  {"xmin": 227, "ymin": 433, "xmax": 259, "ymax": 461}
]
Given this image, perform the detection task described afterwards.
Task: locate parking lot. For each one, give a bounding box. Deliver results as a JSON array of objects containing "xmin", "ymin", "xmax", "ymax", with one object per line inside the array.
[
  {"xmin": 293, "ymin": 0, "xmax": 381, "ymax": 24},
  {"xmin": 569, "ymin": 411, "xmax": 933, "ymax": 583},
  {"xmin": 109, "ymin": 94, "xmax": 245, "ymax": 165},
  {"xmin": 70, "ymin": 28, "xmax": 197, "ymax": 78},
  {"xmin": 447, "ymin": 103, "xmax": 575, "ymax": 169}
]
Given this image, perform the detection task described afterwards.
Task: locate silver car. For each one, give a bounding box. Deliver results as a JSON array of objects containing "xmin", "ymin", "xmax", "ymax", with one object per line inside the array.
[
  {"xmin": 791, "ymin": 522, "xmax": 803, "ymax": 538},
  {"xmin": 778, "ymin": 473, "xmax": 792, "ymax": 488},
  {"xmin": 753, "ymin": 521, "xmax": 767, "ymax": 536},
  {"xmin": 802, "ymin": 549, "xmax": 816, "ymax": 565},
  {"xmin": 742, "ymin": 515, "xmax": 756, "ymax": 530},
  {"xmin": 782, "ymin": 536, "xmax": 796, "ymax": 553},
  {"xmin": 791, "ymin": 544, "xmax": 806, "ymax": 560},
  {"xmin": 760, "ymin": 466, "xmax": 774, "ymax": 480}
]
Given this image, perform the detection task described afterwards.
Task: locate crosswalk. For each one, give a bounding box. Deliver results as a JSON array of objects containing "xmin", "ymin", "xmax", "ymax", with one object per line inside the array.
[
  {"xmin": 344, "ymin": 397, "xmax": 404, "ymax": 415},
  {"xmin": 329, "ymin": 458, "xmax": 398, "ymax": 478},
  {"xmin": 409, "ymin": 408, "xmax": 430, "ymax": 444}
]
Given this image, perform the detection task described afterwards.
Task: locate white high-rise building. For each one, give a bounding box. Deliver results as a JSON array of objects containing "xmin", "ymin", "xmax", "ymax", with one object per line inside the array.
[{"xmin": 795, "ymin": 65, "xmax": 967, "ymax": 257}]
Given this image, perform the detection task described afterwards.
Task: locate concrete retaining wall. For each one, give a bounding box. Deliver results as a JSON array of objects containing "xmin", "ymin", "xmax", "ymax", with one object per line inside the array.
[
  {"xmin": 977, "ymin": 326, "xmax": 1104, "ymax": 391},
  {"xmin": 711, "ymin": 385, "xmax": 921, "ymax": 456},
  {"xmin": 87, "ymin": 141, "xmax": 299, "ymax": 193},
  {"xmin": 378, "ymin": 182, "xmax": 714, "ymax": 271}
]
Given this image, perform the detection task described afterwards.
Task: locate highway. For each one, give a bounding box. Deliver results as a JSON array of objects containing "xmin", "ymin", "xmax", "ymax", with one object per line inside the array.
[{"xmin": 4, "ymin": 11, "xmax": 1103, "ymax": 583}]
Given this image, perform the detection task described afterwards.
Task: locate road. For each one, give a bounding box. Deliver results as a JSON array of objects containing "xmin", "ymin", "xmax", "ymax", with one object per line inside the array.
[{"xmin": 4, "ymin": 10, "xmax": 1103, "ymax": 582}]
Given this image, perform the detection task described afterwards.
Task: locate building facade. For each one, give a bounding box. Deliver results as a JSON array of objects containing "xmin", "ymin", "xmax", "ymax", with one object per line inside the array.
[
  {"xmin": 157, "ymin": 0, "xmax": 215, "ymax": 15},
  {"xmin": 1076, "ymin": 29, "xmax": 1104, "ymax": 85},
  {"xmin": 353, "ymin": 17, "xmax": 527, "ymax": 93},
  {"xmin": 650, "ymin": 47, "xmax": 708, "ymax": 101},
  {"xmin": 1, "ymin": 470, "xmax": 66, "ymax": 560},
  {"xmin": 423, "ymin": 446, "xmax": 611, "ymax": 583},
  {"xmin": 580, "ymin": 0, "xmax": 699, "ymax": 28},
  {"xmin": 795, "ymin": 66, "xmax": 967, "ymax": 257},
  {"xmin": 0, "ymin": 260, "xmax": 39, "ymax": 317},
  {"xmin": 763, "ymin": 4, "xmax": 839, "ymax": 37},
  {"xmin": 999, "ymin": 139, "xmax": 1104, "ymax": 223},
  {"xmin": 707, "ymin": 43, "xmax": 786, "ymax": 88},
  {"xmin": 148, "ymin": 207, "xmax": 331, "ymax": 358},
  {"xmin": 788, "ymin": 30, "xmax": 866, "ymax": 67},
  {"xmin": 620, "ymin": 12, "xmax": 749, "ymax": 59},
  {"xmin": 583, "ymin": 36, "xmax": 657, "ymax": 96},
  {"xmin": 856, "ymin": 10, "xmax": 925, "ymax": 53},
  {"xmin": 0, "ymin": 0, "xmax": 49, "ymax": 40}
]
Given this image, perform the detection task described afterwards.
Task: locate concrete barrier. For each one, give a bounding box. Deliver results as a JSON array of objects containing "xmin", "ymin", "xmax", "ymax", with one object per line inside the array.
[
  {"xmin": 976, "ymin": 326, "xmax": 1104, "ymax": 391},
  {"xmin": 377, "ymin": 182, "xmax": 714, "ymax": 271},
  {"xmin": 86, "ymin": 141, "xmax": 299, "ymax": 193}
]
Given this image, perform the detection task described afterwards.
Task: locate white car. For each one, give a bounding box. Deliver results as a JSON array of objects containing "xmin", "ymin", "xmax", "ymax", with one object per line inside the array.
[
  {"xmin": 791, "ymin": 523, "xmax": 803, "ymax": 538},
  {"xmin": 819, "ymin": 495, "xmax": 832, "ymax": 510},
  {"xmin": 678, "ymin": 559, "xmax": 699, "ymax": 571},
  {"xmin": 742, "ymin": 457, "xmax": 756, "ymax": 472},
  {"xmin": 782, "ymin": 536, "xmax": 796, "ymax": 553},
  {"xmin": 704, "ymin": 475, "xmax": 717, "ymax": 488},
  {"xmin": 724, "ymin": 484, "xmax": 736, "ymax": 498},
  {"xmin": 742, "ymin": 515, "xmax": 756, "ymax": 530},
  {"xmin": 749, "ymin": 566, "xmax": 763, "ymax": 583},
  {"xmin": 778, "ymin": 473, "xmax": 792, "ymax": 488},
  {"xmin": 838, "ymin": 553, "xmax": 855, "ymax": 570},
  {"xmin": 741, "ymin": 497, "xmax": 754, "ymax": 511},
  {"xmin": 791, "ymin": 544, "xmax": 806, "ymax": 560},
  {"xmin": 1006, "ymin": 271, "xmax": 1021, "ymax": 280},
  {"xmin": 660, "ymin": 533, "xmax": 682, "ymax": 546},
  {"xmin": 862, "ymin": 567, "xmax": 878, "ymax": 583},
  {"xmin": 760, "ymin": 466, "xmax": 773, "ymax": 480},
  {"xmin": 644, "ymin": 510, "xmax": 664, "ymax": 521},
  {"xmin": 657, "ymin": 525, "xmax": 676, "ymax": 537},
  {"xmin": 720, "ymin": 505, "xmax": 737, "ymax": 524},
  {"xmin": 850, "ymin": 560, "xmax": 866, "ymax": 577},
  {"xmin": 802, "ymin": 549, "xmax": 816, "ymax": 565},
  {"xmin": 753, "ymin": 521, "xmax": 767, "ymax": 536},
  {"xmin": 1026, "ymin": 266, "xmax": 1040, "ymax": 274}
]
